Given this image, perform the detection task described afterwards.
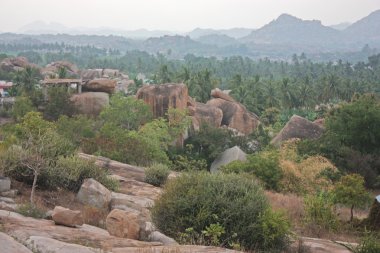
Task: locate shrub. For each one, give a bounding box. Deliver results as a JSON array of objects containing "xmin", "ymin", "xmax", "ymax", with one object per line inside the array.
[
  {"xmin": 354, "ymin": 232, "xmax": 380, "ymax": 253},
  {"xmin": 145, "ymin": 163, "xmax": 170, "ymax": 187},
  {"xmin": 303, "ymin": 192, "xmax": 339, "ymax": 234},
  {"xmin": 152, "ymin": 172, "xmax": 290, "ymax": 251},
  {"xmin": 49, "ymin": 155, "xmax": 119, "ymax": 191},
  {"xmin": 12, "ymin": 96, "xmax": 35, "ymax": 121},
  {"xmin": 16, "ymin": 203, "xmax": 45, "ymax": 218},
  {"xmin": 43, "ymin": 86, "xmax": 76, "ymax": 120},
  {"xmin": 222, "ymin": 149, "xmax": 282, "ymax": 191}
]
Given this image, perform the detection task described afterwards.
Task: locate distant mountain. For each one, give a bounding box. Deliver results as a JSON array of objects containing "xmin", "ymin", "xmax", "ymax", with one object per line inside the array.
[
  {"xmin": 196, "ymin": 34, "xmax": 238, "ymax": 47},
  {"xmin": 241, "ymin": 14, "xmax": 340, "ymax": 47},
  {"xmin": 187, "ymin": 28, "xmax": 253, "ymax": 39},
  {"xmin": 343, "ymin": 10, "xmax": 380, "ymax": 46},
  {"xmin": 330, "ymin": 22, "xmax": 352, "ymax": 30}
]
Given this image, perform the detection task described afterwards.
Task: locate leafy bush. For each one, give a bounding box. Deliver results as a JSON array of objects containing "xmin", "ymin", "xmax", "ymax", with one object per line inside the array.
[
  {"xmin": 16, "ymin": 203, "xmax": 45, "ymax": 218},
  {"xmin": 303, "ymin": 192, "xmax": 339, "ymax": 234},
  {"xmin": 145, "ymin": 163, "xmax": 170, "ymax": 187},
  {"xmin": 152, "ymin": 172, "xmax": 290, "ymax": 251},
  {"xmin": 43, "ymin": 86, "xmax": 76, "ymax": 120},
  {"xmin": 354, "ymin": 232, "xmax": 380, "ymax": 253},
  {"xmin": 12, "ymin": 96, "xmax": 35, "ymax": 121},
  {"xmin": 49, "ymin": 155, "xmax": 119, "ymax": 191},
  {"xmin": 222, "ymin": 149, "xmax": 282, "ymax": 191}
]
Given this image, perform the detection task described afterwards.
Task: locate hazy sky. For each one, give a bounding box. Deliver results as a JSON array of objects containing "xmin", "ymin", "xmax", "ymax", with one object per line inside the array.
[{"xmin": 1, "ymin": 0, "xmax": 380, "ymax": 32}]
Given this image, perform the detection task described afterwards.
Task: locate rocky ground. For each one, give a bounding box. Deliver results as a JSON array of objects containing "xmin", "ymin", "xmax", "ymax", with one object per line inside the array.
[{"xmin": 0, "ymin": 154, "xmax": 357, "ymax": 253}]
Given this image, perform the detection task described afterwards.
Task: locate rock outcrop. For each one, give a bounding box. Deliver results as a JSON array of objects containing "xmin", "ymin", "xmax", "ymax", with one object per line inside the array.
[
  {"xmin": 71, "ymin": 92, "xmax": 109, "ymax": 116},
  {"xmin": 41, "ymin": 61, "xmax": 79, "ymax": 78},
  {"xmin": 136, "ymin": 83, "xmax": 188, "ymax": 118},
  {"xmin": 210, "ymin": 88, "xmax": 235, "ymax": 102},
  {"xmin": 210, "ymin": 146, "xmax": 247, "ymax": 173},
  {"xmin": 106, "ymin": 209, "xmax": 141, "ymax": 239},
  {"xmin": 77, "ymin": 178, "xmax": 112, "ymax": 209},
  {"xmin": 83, "ymin": 79, "xmax": 116, "ymax": 94},
  {"xmin": 52, "ymin": 206, "xmax": 83, "ymax": 227},
  {"xmin": 0, "ymin": 56, "xmax": 38, "ymax": 72},
  {"xmin": 0, "ymin": 232, "xmax": 32, "ymax": 253},
  {"xmin": 206, "ymin": 98, "xmax": 259, "ymax": 135},
  {"xmin": 271, "ymin": 115, "xmax": 325, "ymax": 146},
  {"xmin": 188, "ymin": 100, "xmax": 223, "ymax": 131}
]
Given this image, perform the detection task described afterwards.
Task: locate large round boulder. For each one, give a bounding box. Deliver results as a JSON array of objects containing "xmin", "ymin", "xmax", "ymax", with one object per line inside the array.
[
  {"xmin": 136, "ymin": 83, "xmax": 188, "ymax": 118},
  {"xmin": 83, "ymin": 79, "xmax": 116, "ymax": 94},
  {"xmin": 106, "ymin": 209, "xmax": 141, "ymax": 239},
  {"xmin": 71, "ymin": 92, "xmax": 109, "ymax": 116},
  {"xmin": 76, "ymin": 178, "xmax": 111, "ymax": 209}
]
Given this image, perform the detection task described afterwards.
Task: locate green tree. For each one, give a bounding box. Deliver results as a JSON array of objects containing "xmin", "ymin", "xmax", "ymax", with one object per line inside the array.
[
  {"xmin": 333, "ymin": 174, "xmax": 371, "ymax": 222},
  {"xmin": 44, "ymin": 87, "xmax": 76, "ymax": 120}
]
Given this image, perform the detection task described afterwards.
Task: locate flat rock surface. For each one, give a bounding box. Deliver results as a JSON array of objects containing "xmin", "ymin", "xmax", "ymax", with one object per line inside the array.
[
  {"xmin": 299, "ymin": 237, "xmax": 356, "ymax": 253},
  {"xmin": 0, "ymin": 210, "xmax": 161, "ymax": 250},
  {"xmin": 112, "ymin": 245, "xmax": 242, "ymax": 253},
  {"xmin": 0, "ymin": 232, "xmax": 32, "ymax": 253}
]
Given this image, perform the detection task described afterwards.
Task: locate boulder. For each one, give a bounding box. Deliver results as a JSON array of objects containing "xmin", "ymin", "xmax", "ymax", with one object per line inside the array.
[
  {"xmin": 103, "ymin": 69, "xmax": 120, "ymax": 78},
  {"xmin": 148, "ymin": 231, "xmax": 178, "ymax": 245},
  {"xmin": 77, "ymin": 178, "xmax": 111, "ymax": 209},
  {"xmin": 26, "ymin": 236, "xmax": 97, "ymax": 253},
  {"xmin": 0, "ymin": 210, "xmax": 161, "ymax": 250},
  {"xmin": 293, "ymin": 237, "xmax": 356, "ymax": 253},
  {"xmin": 106, "ymin": 209, "xmax": 141, "ymax": 239},
  {"xmin": 188, "ymin": 101, "xmax": 223, "ymax": 131},
  {"xmin": 0, "ymin": 56, "xmax": 38, "ymax": 72},
  {"xmin": 0, "ymin": 176, "xmax": 11, "ymax": 192},
  {"xmin": 111, "ymin": 192, "xmax": 154, "ymax": 212},
  {"xmin": 206, "ymin": 98, "xmax": 259, "ymax": 135},
  {"xmin": 81, "ymin": 69, "xmax": 103, "ymax": 80},
  {"xmin": 1, "ymin": 189, "xmax": 18, "ymax": 198},
  {"xmin": 52, "ymin": 206, "xmax": 83, "ymax": 227},
  {"xmin": 210, "ymin": 88, "xmax": 235, "ymax": 102},
  {"xmin": 271, "ymin": 115, "xmax": 325, "ymax": 146},
  {"xmin": 210, "ymin": 146, "xmax": 247, "ymax": 173},
  {"xmin": 42, "ymin": 61, "xmax": 79, "ymax": 78},
  {"xmin": 83, "ymin": 79, "xmax": 116, "ymax": 94},
  {"xmin": 136, "ymin": 83, "xmax": 188, "ymax": 118},
  {"xmin": 113, "ymin": 245, "xmax": 241, "ymax": 253},
  {"xmin": 0, "ymin": 232, "xmax": 32, "ymax": 253},
  {"xmin": 313, "ymin": 118, "xmax": 325, "ymax": 128},
  {"xmin": 71, "ymin": 92, "xmax": 109, "ymax": 116}
]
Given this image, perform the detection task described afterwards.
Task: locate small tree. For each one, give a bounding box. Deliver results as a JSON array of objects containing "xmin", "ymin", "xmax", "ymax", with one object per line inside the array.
[{"xmin": 333, "ymin": 174, "xmax": 371, "ymax": 222}]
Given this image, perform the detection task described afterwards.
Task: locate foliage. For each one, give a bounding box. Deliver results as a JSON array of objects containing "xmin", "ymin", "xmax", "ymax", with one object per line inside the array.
[
  {"xmin": 185, "ymin": 123, "xmax": 254, "ymax": 166},
  {"xmin": 144, "ymin": 163, "xmax": 170, "ymax": 187},
  {"xmin": 222, "ymin": 149, "xmax": 282, "ymax": 191},
  {"xmin": 303, "ymin": 192, "xmax": 339, "ymax": 233},
  {"xmin": 169, "ymin": 144, "xmax": 208, "ymax": 171},
  {"xmin": 152, "ymin": 172, "xmax": 290, "ymax": 251},
  {"xmin": 100, "ymin": 93, "xmax": 152, "ymax": 130},
  {"xmin": 354, "ymin": 231, "xmax": 380, "ymax": 253},
  {"xmin": 12, "ymin": 96, "xmax": 36, "ymax": 121},
  {"xmin": 49, "ymin": 155, "xmax": 119, "ymax": 191},
  {"xmin": 43, "ymin": 87, "xmax": 76, "ymax": 120},
  {"xmin": 16, "ymin": 203, "xmax": 45, "ymax": 218},
  {"xmin": 333, "ymin": 174, "xmax": 371, "ymax": 222}
]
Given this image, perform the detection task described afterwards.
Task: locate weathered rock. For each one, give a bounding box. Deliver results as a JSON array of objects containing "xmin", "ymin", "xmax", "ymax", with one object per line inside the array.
[
  {"xmin": 210, "ymin": 146, "xmax": 247, "ymax": 173},
  {"xmin": 111, "ymin": 192, "xmax": 154, "ymax": 212},
  {"xmin": 77, "ymin": 178, "xmax": 111, "ymax": 209},
  {"xmin": 0, "ymin": 176, "xmax": 11, "ymax": 192},
  {"xmin": 210, "ymin": 88, "xmax": 235, "ymax": 102},
  {"xmin": 103, "ymin": 69, "xmax": 120, "ymax": 78},
  {"xmin": 71, "ymin": 92, "xmax": 109, "ymax": 116},
  {"xmin": 0, "ymin": 232, "xmax": 32, "ymax": 253},
  {"xmin": 148, "ymin": 231, "xmax": 178, "ymax": 245},
  {"xmin": 271, "ymin": 115, "xmax": 325, "ymax": 146},
  {"xmin": 81, "ymin": 69, "xmax": 103, "ymax": 80},
  {"xmin": 188, "ymin": 101, "xmax": 223, "ymax": 131},
  {"xmin": 1, "ymin": 189, "xmax": 18, "ymax": 198},
  {"xmin": 106, "ymin": 209, "xmax": 141, "ymax": 239},
  {"xmin": 313, "ymin": 118, "xmax": 325, "ymax": 127},
  {"xmin": 136, "ymin": 83, "xmax": 188, "ymax": 118},
  {"xmin": 293, "ymin": 237, "xmax": 356, "ymax": 253},
  {"xmin": 206, "ymin": 98, "xmax": 259, "ymax": 135},
  {"xmin": 83, "ymin": 79, "xmax": 116, "ymax": 94},
  {"xmin": 0, "ymin": 57, "xmax": 38, "ymax": 72},
  {"xmin": 52, "ymin": 206, "xmax": 83, "ymax": 227},
  {"xmin": 26, "ymin": 236, "xmax": 97, "ymax": 253},
  {"xmin": 0, "ymin": 210, "xmax": 162, "ymax": 250},
  {"xmin": 42, "ymin": 61, "xmax": 79, "ymax": 78},
  {"xmin": 0, "ymin": 201, "xmax": 18, "ymax": 211},
  {"xmin": 139, "ymin": 221, "xmax": 156, "ymax": 240},
  {"xmin": 0, "ymin": 196, "xmax": 14, "ymax": 203},
  {"xmin": 112, "ymin": 245, "xmax": 242, "ymax": 253}
]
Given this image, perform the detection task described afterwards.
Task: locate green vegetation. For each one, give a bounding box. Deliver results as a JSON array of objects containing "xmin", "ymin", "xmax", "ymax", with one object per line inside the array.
[
  {"xmin": 152, "ymin": 172, "xmax": 290, "ymax": 251},
  {"xmin": 333, "ymin": 174, "xmax": 371, "ymax": 222},
  {"xmin": 354, "ymin": 232, "xmax": 380, "ymax": 253},
  {"xmin": 144, "ymin": 163, "xmax": 170, "ymax": 187}
]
